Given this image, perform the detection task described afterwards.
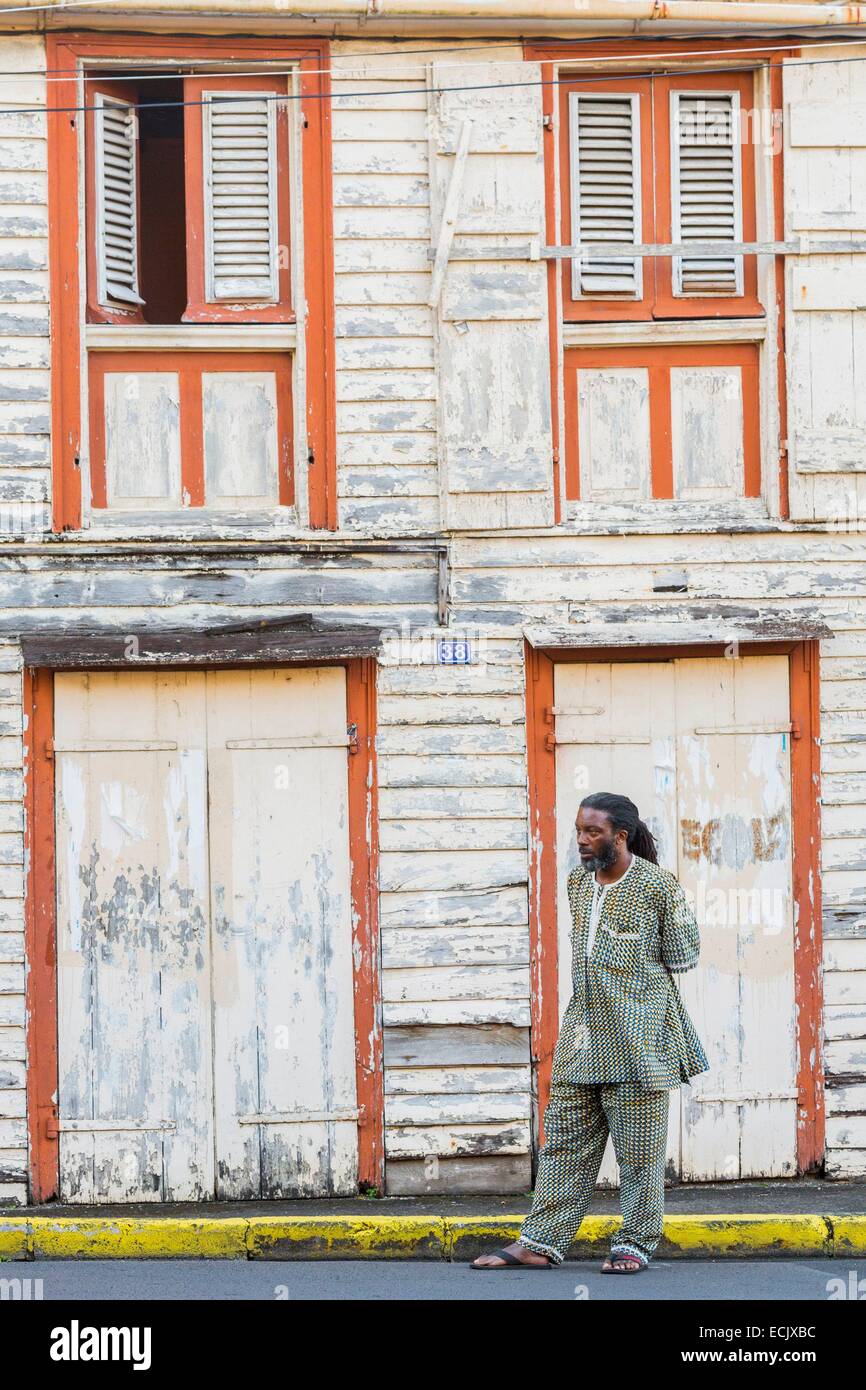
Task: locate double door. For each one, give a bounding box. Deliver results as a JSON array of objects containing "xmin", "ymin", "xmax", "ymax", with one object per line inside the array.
[
  {"xmin": 553, "ymin": 655, "xmax": 797, "ymax": 1180},
  {"xmin": 54, "ymin": 668, "xmax": 358, "ymax": 1201}
]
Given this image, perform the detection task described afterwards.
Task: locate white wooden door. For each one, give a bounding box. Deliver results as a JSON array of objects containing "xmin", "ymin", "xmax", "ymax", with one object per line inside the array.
[
  {"xmin": 206, "ymin": 669, "xmax": 358, "ymax": 1198},
  {"xmin": 54, "ymin": 668, "xmax": 358, "ymax": 1202},
  {"xmin": 552, "ymin": 656, "xmax": 796, "ymax": 1181}
]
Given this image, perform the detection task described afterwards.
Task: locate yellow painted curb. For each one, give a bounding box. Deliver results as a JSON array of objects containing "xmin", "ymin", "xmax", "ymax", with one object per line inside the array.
[
  {"xmin": 30, "ymin": 1218, "xmax": 249, "ymax": 1260},
  {"xmin": 832, "ymin": 1215, "xmax": 866, "ymax": 1256},
  {"xmin": 0, "ymin": 1220, "xmax": 30, "ymax": 1259},
  {"xmin": 0, "ymin": 1211, "xmax": 854, "ymax": 1260},
  {"xmin": 246, "ymin": 1215, "xmax": 446, "ymax": 1260},
  {"xmin": 660, "ymin": 1214, "xmax": 831, "ymax": 1257}
]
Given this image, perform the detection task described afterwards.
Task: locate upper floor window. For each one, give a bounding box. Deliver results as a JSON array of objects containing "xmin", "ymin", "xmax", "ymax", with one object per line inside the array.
[
  {"xmin": 559, "ymin": 72, "xmax": 761, "ymax": 321},
  {"xmin": 48, "ymin": 37, "xmax": 334, "ymax": 532},
  {"xmin": 86, "ymin": 75, "xmax": 293, "ymax": 326}
]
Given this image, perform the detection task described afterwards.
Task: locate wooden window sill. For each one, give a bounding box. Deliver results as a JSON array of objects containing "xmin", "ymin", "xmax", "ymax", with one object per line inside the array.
[{"xmin": 85, "ymin": 323, "xmax": 298, "ymax": 352}]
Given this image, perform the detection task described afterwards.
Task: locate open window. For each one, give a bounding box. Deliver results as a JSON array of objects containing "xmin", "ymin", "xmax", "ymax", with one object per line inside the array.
[
  {"xmin": 86, "ymin": 74, "xmax": 292, "ymax": 326},
  {"xmin": 49, "ymin": 36, "xmax": 334, "ymax": 531}
]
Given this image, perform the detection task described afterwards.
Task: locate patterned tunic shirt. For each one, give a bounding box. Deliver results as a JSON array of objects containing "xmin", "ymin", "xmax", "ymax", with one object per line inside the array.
[{"xmin": 551, "ymin": 853, "xmax": 710, "ymax": 1090}]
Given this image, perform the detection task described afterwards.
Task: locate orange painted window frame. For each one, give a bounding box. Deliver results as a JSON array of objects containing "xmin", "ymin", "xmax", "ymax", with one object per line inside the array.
[
  {"xmin": 527, "ymin": 40, "xmax": 792, "ymax": 522},
  {"xmin": 183, "ymin": 75, "xmax": 294, "ymax": 324},
  {"xmin": 24, "ymin": 657, "xmax": 383, "ymax": 1202},
  {"xmin": 563, "ymin": 342, "xmax": 762, "ymax": 502},
  {"xmin": 88, "ymin": 350, "xmax": 294, "ymax": 509},
  {"xmin": 558, "ymin": 70, "xmax": 761, "ymax": 323},
  {"xmin": 524, "ymin": 640, "xmax": 824, "ymax": 1176},
  {"xmin": 47, "ymin": 33, "xmax": 336, "ymax": 531}
]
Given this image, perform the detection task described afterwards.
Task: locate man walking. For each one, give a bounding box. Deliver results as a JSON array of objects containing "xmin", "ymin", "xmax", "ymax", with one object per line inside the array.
[{"xmin": 471, "ymin": 791, "xmax": 709, "ymax": 1273}]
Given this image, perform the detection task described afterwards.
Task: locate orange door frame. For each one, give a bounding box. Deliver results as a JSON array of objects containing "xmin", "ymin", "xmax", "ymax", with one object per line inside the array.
[
  {"xmin": 23, "ymin": 658, "xmax": 382, "ymax": 1201},
  {"xmin": 525, "ymin": 638, "xmax": 823, "ymax": 1175},
  {"xmin": 47, "ymin": 33, "xmax": 336, "ymax": 531}
]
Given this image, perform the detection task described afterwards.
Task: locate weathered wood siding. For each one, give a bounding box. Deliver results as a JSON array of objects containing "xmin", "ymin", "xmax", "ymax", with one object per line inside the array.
[
  {"xmin": 785, "ymin": 46, "xmax": 866, "ymax": 524},
  {"xmin": 332, "ymin": 51, "xmax": 439, "ymax": 535},
  {"xmin": 0, "ymin": 36, "xmax": 48, "ymax": 537},
  {"xmin": 377, "ymin": 634, "xmax": 532, "ymax": 1190},
  {"xmin": 0, "ymin": 36, "xmax": 865, "ymax": 1200},
  {"xmin": 0, "ymin": 641, "xmax": 25, "ymax": 1203}
]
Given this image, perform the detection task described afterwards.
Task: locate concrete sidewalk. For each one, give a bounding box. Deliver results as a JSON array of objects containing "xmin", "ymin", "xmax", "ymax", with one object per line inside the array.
[{"xmin": 2, "ymin": 1179, "xmax": 866, "ymax": 1260}]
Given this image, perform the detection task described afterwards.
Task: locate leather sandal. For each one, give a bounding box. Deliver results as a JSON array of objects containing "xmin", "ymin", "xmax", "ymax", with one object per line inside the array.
[
  {"xmin": 470, "ymin": 1247, "xmax": 553, "ymax": 1270},
  {"xmin": 601, "ymin": 1252, "xmax": 646, "ymax": 1274}
]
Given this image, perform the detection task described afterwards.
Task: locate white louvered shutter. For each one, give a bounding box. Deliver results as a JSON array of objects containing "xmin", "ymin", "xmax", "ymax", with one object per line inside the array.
[
  {"xmin": 569, "ymin": 92, "xmax": 642, "ymax": 299},
  {"xmin": 94, "ymin": 93, "xmax": 144, "ymax": 308},
  {"xmin": 203, "ymin": 92, "xmax": 279, "ymax": 303},
  {"xmin": 672, "ymin": 92, "xmax": 743, "ymax": 296}
]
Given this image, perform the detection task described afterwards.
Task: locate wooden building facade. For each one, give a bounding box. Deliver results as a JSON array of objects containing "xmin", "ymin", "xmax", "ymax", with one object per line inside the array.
[{"xmin": 0, "ymin": 2, "xmax": 865, "ymax": 1203}]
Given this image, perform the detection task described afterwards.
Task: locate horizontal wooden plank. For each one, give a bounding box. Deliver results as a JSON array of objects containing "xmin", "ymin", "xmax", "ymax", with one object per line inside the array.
[
  {"xmin": 332, "ymin": 110, "xmax": 428, "ymax": 143},
  {"xmin": 334, "ymin": 207, "xmax": 431, "ymax": 241},
  {"xmin": 824, "ymin": 1004, "xmax": 866, "ymax": 1039},
  {"xmin": 825, "ymin": 971, "xmax": 866, "ymax": 1008},
  {"xmin": 335, "ymin": 305, "xmax": 434, "ymax": 339},
  {"xmin": 378, "ymin": 848, "xmax": 526, "ymax": 894},
  {"xmin": 337, "ymin": 430, "xmax": 437, "ymax": 464},
  {"xmin": 382, "ymin": 964, "xmax": 529, "ymax": 1003},
  {"xmin": 0, "ymin": 1147, "xmax": 26, "ymax": 1181},
  {"xmin": 339, "ymin": 467, "xmax": 438, "ymax": 500},
  {"xmin": 383, "ymin": 928, "xmax": 530, "ymax": 973},
  {"xmin": 333, "ymin": 141, "xmax": 429, "ymax": 175},
  {"xmin": 377, "ymin": 727, "xmax": 524, "ymax": 757},
  {"xmin": 337, "ymin": 400, "xmax": 437, "ymax": 434},
  {"xmin": 379, "ymin": 754, "xmax": 526, "ymax": 789},
  {"xmin": 384, "ymin": 1155, "xmax": 531, "ymax": 1195},
  {"xmin": 825, "ymin": 1082, "xmax": 866, "ymax": 1114},
  {"xmin": 385, "ymin": 1092, "xmax": 530, "ymax": 1126},
  {"xmin": 378, "ymin": 787, "xmax": 526, "ymax": 820},
  {"xmin": 384, "ymin": 1065, "xmax": 530, "ymax": 1095},
  {"xmin": 336, "ymin": 367, "xmax": 435, "ymax": 400},
  {"xmin": 333, "ymin": 174, "xmax": 429, "ymax": 210},
  {"xmin": 334, "ymin": 240, "xmax": 431, "ymax": 275},
  {"xmin": 792, "ymin": 264, "xmax": 866, "ymax": 311},
  {"xmin": 380, "ymin": 818, "xmax": 526, "ymax": 853},
  {"xmin": 826, "ymin": 1114, "xmax": 866, "ymax": 1148},
  {"xmin": 384, "ymin": 1024, "xmax": 530, "ymax": 1068},
  {"xmin": 0, "ymin": 1028, "xmax": 25, "ymax": 1062},
  {"xmin": 379, "ymin": 693, "xmax": 525, "ymax": 726},
  {"xmin": 795, "ymin": 428, "xmax": 866, "ymax": 473},
  {"xmin": 384, "ymin": 1121, "xmax": 531, "ymax": 1159},
  {"xmin": 824, "ymin": 939, "xmax": 866, "ymax": 971},
  {"xmin": 339, "ymin": 497, "xmax": 440, "ymax": 533},
  {"xmin": 825, "ymin": 1038, "xmax": 866, "ymax": 1075},
  {"xmin": 825, "ymin": 1148, "xmax": 866, "ymax": 1179},
  {"xmin": 383, "ymin": 1000, "xmax": 531, "ymax": 1026},
  {"xmin": 788, "ymin": 103, "xmax": 866, "ymax": 148},
  {"xmin": 378, "ymin": 886, "xmax": 528, "ymax": 931}
]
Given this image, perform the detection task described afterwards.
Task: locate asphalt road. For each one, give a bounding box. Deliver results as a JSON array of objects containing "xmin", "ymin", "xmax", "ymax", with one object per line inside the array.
[{"xmin": 11, "ymin": 1257, "xmax": 866, "ymax": 1301}]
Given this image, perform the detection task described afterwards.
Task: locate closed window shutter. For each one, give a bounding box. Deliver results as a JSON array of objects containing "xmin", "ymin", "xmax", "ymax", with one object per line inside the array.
[
  {"xmin": 94, "ymin": 93, "xmax": 144, "ymax": 308},
  {"xmin": 203, "ymin": 92, "xmax": 279, "ymax": 302},
  {"xmin": 569, "ymin": 92, "xmax": 642, "ymax": 299},
  {"xmin": 672, "ymin": 92, "xmax": 743, "ymax": 295}
]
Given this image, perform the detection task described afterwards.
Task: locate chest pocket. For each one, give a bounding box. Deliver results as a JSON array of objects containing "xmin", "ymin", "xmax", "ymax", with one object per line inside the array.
[{"xmin": 594, "ymin": 923, "xmax": 644, "ymax": 976}]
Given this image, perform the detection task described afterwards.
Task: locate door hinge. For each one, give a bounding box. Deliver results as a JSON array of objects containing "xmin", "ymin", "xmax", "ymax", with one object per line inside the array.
[{"xmin": 543, "ymin": 705, "xmax": 555, "ymax": 752}]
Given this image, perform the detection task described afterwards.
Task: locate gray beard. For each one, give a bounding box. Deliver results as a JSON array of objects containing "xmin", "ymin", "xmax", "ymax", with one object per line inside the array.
[{"xmin": 582, "ymin": 841, "xmax": 619, "ymax": 874}]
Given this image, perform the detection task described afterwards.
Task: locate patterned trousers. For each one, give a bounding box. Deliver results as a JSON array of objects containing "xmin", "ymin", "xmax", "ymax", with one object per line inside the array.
[{"xmin": 517, "ymin": 1080, "xmax": 670, "ymax": 1267}]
